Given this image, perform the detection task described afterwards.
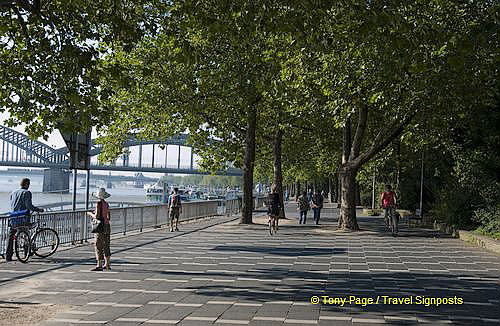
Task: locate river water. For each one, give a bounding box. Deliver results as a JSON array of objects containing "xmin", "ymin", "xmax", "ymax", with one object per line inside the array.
[{"xmin": 0, "ymin": 174, "xmax": 149, "ymax": 214}]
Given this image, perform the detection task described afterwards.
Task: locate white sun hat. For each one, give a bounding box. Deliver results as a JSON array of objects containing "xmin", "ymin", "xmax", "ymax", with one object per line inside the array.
[{"xmin": 91, "ymin": 187, "xmax": 111, "ymax": 199}]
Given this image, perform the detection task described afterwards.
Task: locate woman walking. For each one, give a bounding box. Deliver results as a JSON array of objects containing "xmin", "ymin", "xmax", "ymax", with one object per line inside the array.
[
  {"xmin": 297, "ymin": 191, "xmax": 309, "ymax": 224},
  {"xmin": 87, "ymin": 188, "xmax": 111, "ymax": 271}
]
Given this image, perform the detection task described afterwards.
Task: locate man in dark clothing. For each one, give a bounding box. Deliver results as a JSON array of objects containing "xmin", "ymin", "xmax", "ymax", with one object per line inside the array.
[
  {"xmin": 168, "ymin": 187, "xmax": 182, "ymax": 232},
  {"xmin": 311, "ymin": 190, "xmax": 324, "ymax": 225},
  {"xmin": 266, "ymin": 185, "xmax": 281, "ymax": 233},
  {"xmin": 6, "ymin": 178, "xmax": 44, "ymax": 261},
  {"xmin": 267, "ymin": 185, "xmax": 281, "ymax": 217},
  {"xmin": 307, "ymin": 188, "xmax": 314, "ymax": 203}
]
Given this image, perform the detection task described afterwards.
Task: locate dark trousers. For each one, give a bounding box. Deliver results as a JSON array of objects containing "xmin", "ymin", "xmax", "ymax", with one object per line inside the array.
[
  {"xmin": 313, "ymin": 208, "xmax": 321, "ymax": 224},
  {"xmin": 5, "ymin": 228, "xmax": 15, "ymax": 260},
  {"xmin": 299, "ymin": 210, "xmax": 307, "ymax": 224}
]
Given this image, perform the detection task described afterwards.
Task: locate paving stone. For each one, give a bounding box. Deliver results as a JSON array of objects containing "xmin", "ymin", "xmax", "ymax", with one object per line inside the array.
[{"xmin": 1, "ymin": 206, "xmax": 499, "ymax": 325}]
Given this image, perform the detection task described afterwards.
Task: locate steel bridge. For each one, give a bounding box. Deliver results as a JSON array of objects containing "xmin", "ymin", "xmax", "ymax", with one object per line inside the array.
[{"xmin": 0, "ymin": 125, "xmax": 241, "ymax": 176}]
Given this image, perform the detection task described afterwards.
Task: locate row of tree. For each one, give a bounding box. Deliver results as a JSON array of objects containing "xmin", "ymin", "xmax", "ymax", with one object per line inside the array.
[
  {"xmin": 162, "ymin": 174, "xmax": 242, "ymax": 189},
  {"xmin": 1, "ymin": 1, "xmax": 498, "ymax": 230}
]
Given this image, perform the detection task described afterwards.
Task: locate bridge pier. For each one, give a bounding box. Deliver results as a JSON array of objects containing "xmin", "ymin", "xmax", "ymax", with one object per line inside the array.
[{"xmin": 42, "ymin": 168, "xmax": 70, "ymax": 193}]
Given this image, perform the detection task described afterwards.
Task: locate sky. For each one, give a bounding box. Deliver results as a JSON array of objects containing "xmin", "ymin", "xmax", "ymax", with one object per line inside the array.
[{"xmin": 0, "ymin": 111, "xmax": 198, "ymax": 177}]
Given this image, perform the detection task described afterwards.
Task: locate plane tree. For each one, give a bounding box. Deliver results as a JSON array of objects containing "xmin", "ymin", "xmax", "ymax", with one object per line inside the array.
[
  {"xmin": 293, "ymin": 1, "xmax": 500, "ymax": 230},
  {"xmin": 97, "ymin": 1, "xmax": 315, "ymax": 224},
  {"xmin": 0, "ymin": 0, "xmax": 165, "ymax": 138}
]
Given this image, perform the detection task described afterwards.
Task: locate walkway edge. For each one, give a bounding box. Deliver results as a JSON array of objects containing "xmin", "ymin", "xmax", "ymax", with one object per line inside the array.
[{"xmin": 459, "ymin": 230, "xmax": 500, "ymax": 255}]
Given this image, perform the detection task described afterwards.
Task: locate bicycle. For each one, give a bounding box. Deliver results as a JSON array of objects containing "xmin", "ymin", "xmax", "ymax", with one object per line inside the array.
[
  {"xmin": 268, "ymin": 214, "xmax": 278, "ymax": 235},
  {"xmin": 10, "ymin": 213, "xmax": 60, "ymax": 263},
  {"xmin": 383, "ymin": 206, "xmax": 399, "ymax": 236}
]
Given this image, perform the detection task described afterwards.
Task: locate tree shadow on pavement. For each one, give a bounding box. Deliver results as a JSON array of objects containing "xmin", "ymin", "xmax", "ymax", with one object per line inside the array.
[
  {"xmin": 210, "ymin": 245, "xmax": 346, "ymax": 256},
  {"xmin": 180, "ymin": 269, "xmax": 500, "ymax": 324}
]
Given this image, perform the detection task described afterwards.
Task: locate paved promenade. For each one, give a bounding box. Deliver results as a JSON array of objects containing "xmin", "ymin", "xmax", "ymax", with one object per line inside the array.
[{"xmin": 1, "ymin": 204, "xmax": 499, "ymax": 325}]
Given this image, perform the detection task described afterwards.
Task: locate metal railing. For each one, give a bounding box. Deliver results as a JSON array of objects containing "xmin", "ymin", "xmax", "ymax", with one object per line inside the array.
[{"xmin": 0, "ymin": 198, "xmax": 249, "ymax": 258}]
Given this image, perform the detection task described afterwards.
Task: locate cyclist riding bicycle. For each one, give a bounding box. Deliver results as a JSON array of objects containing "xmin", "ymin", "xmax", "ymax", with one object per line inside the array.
[
  {"xmin": 380, "ymin": 184, "xmax": 398, "ymax": 236},
  {"xmin": 267, "ymin": 185, "xmax": 281, "ymax": 232},
  {"xmin": 6, "ymin": 178, "xmax": 44, "ymax": 261}
]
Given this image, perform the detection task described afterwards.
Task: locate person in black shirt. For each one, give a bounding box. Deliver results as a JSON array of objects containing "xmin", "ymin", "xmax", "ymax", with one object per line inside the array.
[
  {"xmin": 267, "ymin": 185, "xmax": 281, "ymax": 232},
  {"xmin": 311, "ymin": 190, "xmax": 324, "ymax": 225}
]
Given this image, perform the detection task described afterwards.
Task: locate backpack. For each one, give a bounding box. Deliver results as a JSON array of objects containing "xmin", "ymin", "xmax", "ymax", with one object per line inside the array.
[
  {"xmin": 170, "ymin": 194, "xmax": 181, "ymax": 208},
  {"xmin": 298, "ymin": 196, "xmax": 309, "ymax": 211}
]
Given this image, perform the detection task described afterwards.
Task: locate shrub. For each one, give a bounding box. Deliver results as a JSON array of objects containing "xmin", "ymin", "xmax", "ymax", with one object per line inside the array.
[{"xmin": 473, "ymin": 205, "xmax": 500, "ymax": 235}]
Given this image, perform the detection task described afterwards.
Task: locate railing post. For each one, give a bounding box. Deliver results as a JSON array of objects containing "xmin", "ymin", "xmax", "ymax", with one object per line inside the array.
[
  {"xmin": 123, "ymin": 208, "xmax": 127, "ymax": 235},
  {"xmin": 155, "ymin": 206, "xmax": 156, "ymax": 227},
  {"xmin": 140, "ymin": 207, "xmax": 144, "ymax": 232},
  {"xmin": 71, "ymin": 211, "xmax": 76, "ymax": 245},
  {"xmin": 79, "ymin": 211, "xmax": 84, "ymax": 244},
  {"xmin": 52, "ymin": 213, "xmax": 56, "ymax": 234}
]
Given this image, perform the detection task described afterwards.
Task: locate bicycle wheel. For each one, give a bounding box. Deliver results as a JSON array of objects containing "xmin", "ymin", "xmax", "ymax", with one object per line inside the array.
[
  {"xmin": 15, "ymin": 230, "xmax": 31, "ymax": 263},
  {"xmin": 389, "ymin": 213, "xmax": 396, "ymax": 235},
  {"xmin": 391, "ymin": 213, "xmax": 399, "ymax": 235},
  {"xmin": 32, "ymin": 228, "xmax": 60, "ymax": 258}
]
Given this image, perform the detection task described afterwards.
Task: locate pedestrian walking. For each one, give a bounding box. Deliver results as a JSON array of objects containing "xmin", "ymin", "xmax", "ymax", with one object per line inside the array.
[
  {"xmin": 297, "ymin": 191, "xmax": 309, "ymax": 224},
  {"xmin": 307, "ymin": 188, "xmax": 314, "ymax": 203},
  {"xmin": 169, "ymin": 187, "xmax": 182, "ymax": 232},
  {"xmin": 87, "ymin": 188, "xmax": 111, "ymax": 271},
  {"xmin": 311, "ymin": 190, "xmax": 324, "ymax": 225},
  {"xmin": 5, "ymin": 178, "xmax": 44, "ymax": 261}
]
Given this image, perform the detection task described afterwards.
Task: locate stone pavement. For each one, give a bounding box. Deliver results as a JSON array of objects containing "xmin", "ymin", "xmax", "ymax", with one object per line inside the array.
[{"xmin": 0, "ymin": 204, "xmax": 499, "ymax": 325}]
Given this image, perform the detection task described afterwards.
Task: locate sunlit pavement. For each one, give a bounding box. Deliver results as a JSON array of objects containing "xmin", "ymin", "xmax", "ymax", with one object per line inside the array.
[{"xmin": 1, "ymin": 204, "xmax": 499, "ymax": 325}]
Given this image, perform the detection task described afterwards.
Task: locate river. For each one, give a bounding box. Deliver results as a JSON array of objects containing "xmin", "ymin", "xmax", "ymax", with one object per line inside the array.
[{"xmin": 0, "ymin": 174, "xmax": 149, "ymax": 214}]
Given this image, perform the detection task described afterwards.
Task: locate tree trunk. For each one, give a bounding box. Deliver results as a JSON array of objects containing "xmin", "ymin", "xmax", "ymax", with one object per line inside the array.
[
  {"xmin": 295, "ymin": 180, "xmax": 300, "ymax": 201},
  {"xmin": 338, "ymin": 116, "xmax": 360, "ymax": 230},
  {"xmin": 394, "ymin": 140, "xmax": 401, "ymax": 204},
  {"xmin": 334, "ymin": 172, "xmax": 339, "ymax": 203},
  {"xmin": 336, "ymin": 107, "xmax": 415, "ymax": 230},
  {"xmin": 338, "ymin": 167, "xmax": 360, "ymax": 230},
  {"xmin": 355, "ymin": 181, "xmax": 361, "ymax": 206},
  {"xmin": 272, "ymin": 129, "xmax": 286, "ymax": 219},
  {"xmin": 240, "ymin": 107, "xmax": 257, "ymax": 224}
]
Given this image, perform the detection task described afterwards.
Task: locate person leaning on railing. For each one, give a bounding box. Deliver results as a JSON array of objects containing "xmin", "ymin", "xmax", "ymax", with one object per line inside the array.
[{"xmin": 5, "ymin": 178, "xmax": 44, "ymax": 262}]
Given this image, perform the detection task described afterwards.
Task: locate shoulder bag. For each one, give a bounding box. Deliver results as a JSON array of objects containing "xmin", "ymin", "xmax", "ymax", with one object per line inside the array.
[{"xmin": 91, "ymin": 201, "xmax": 105, "ymax": 233}]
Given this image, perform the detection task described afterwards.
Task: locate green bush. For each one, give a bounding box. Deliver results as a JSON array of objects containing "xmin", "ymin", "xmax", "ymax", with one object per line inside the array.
[
  {"xmin": 473, "ymin": 205, "xmax": 500, "ymax": 235},
  {"xmin": 430, "ymin": 180, "xmax": 478, "ymax": 228}
]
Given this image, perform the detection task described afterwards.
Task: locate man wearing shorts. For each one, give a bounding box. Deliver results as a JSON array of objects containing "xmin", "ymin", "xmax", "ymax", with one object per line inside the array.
[{"xmin": 169, "ymin": 187, "xmax": 182, "ymax": 232}]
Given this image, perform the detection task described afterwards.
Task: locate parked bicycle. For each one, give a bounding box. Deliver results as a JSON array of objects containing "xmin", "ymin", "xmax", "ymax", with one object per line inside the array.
[{"xmin": 10, "ymin": 212, "xmax": 60, "ymax": 263}]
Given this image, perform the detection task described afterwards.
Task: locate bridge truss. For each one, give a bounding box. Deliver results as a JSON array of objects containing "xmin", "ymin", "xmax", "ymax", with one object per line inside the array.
[{"xmin": 0, "ymin": 125, "xmax": 241, "ymax": 176}]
